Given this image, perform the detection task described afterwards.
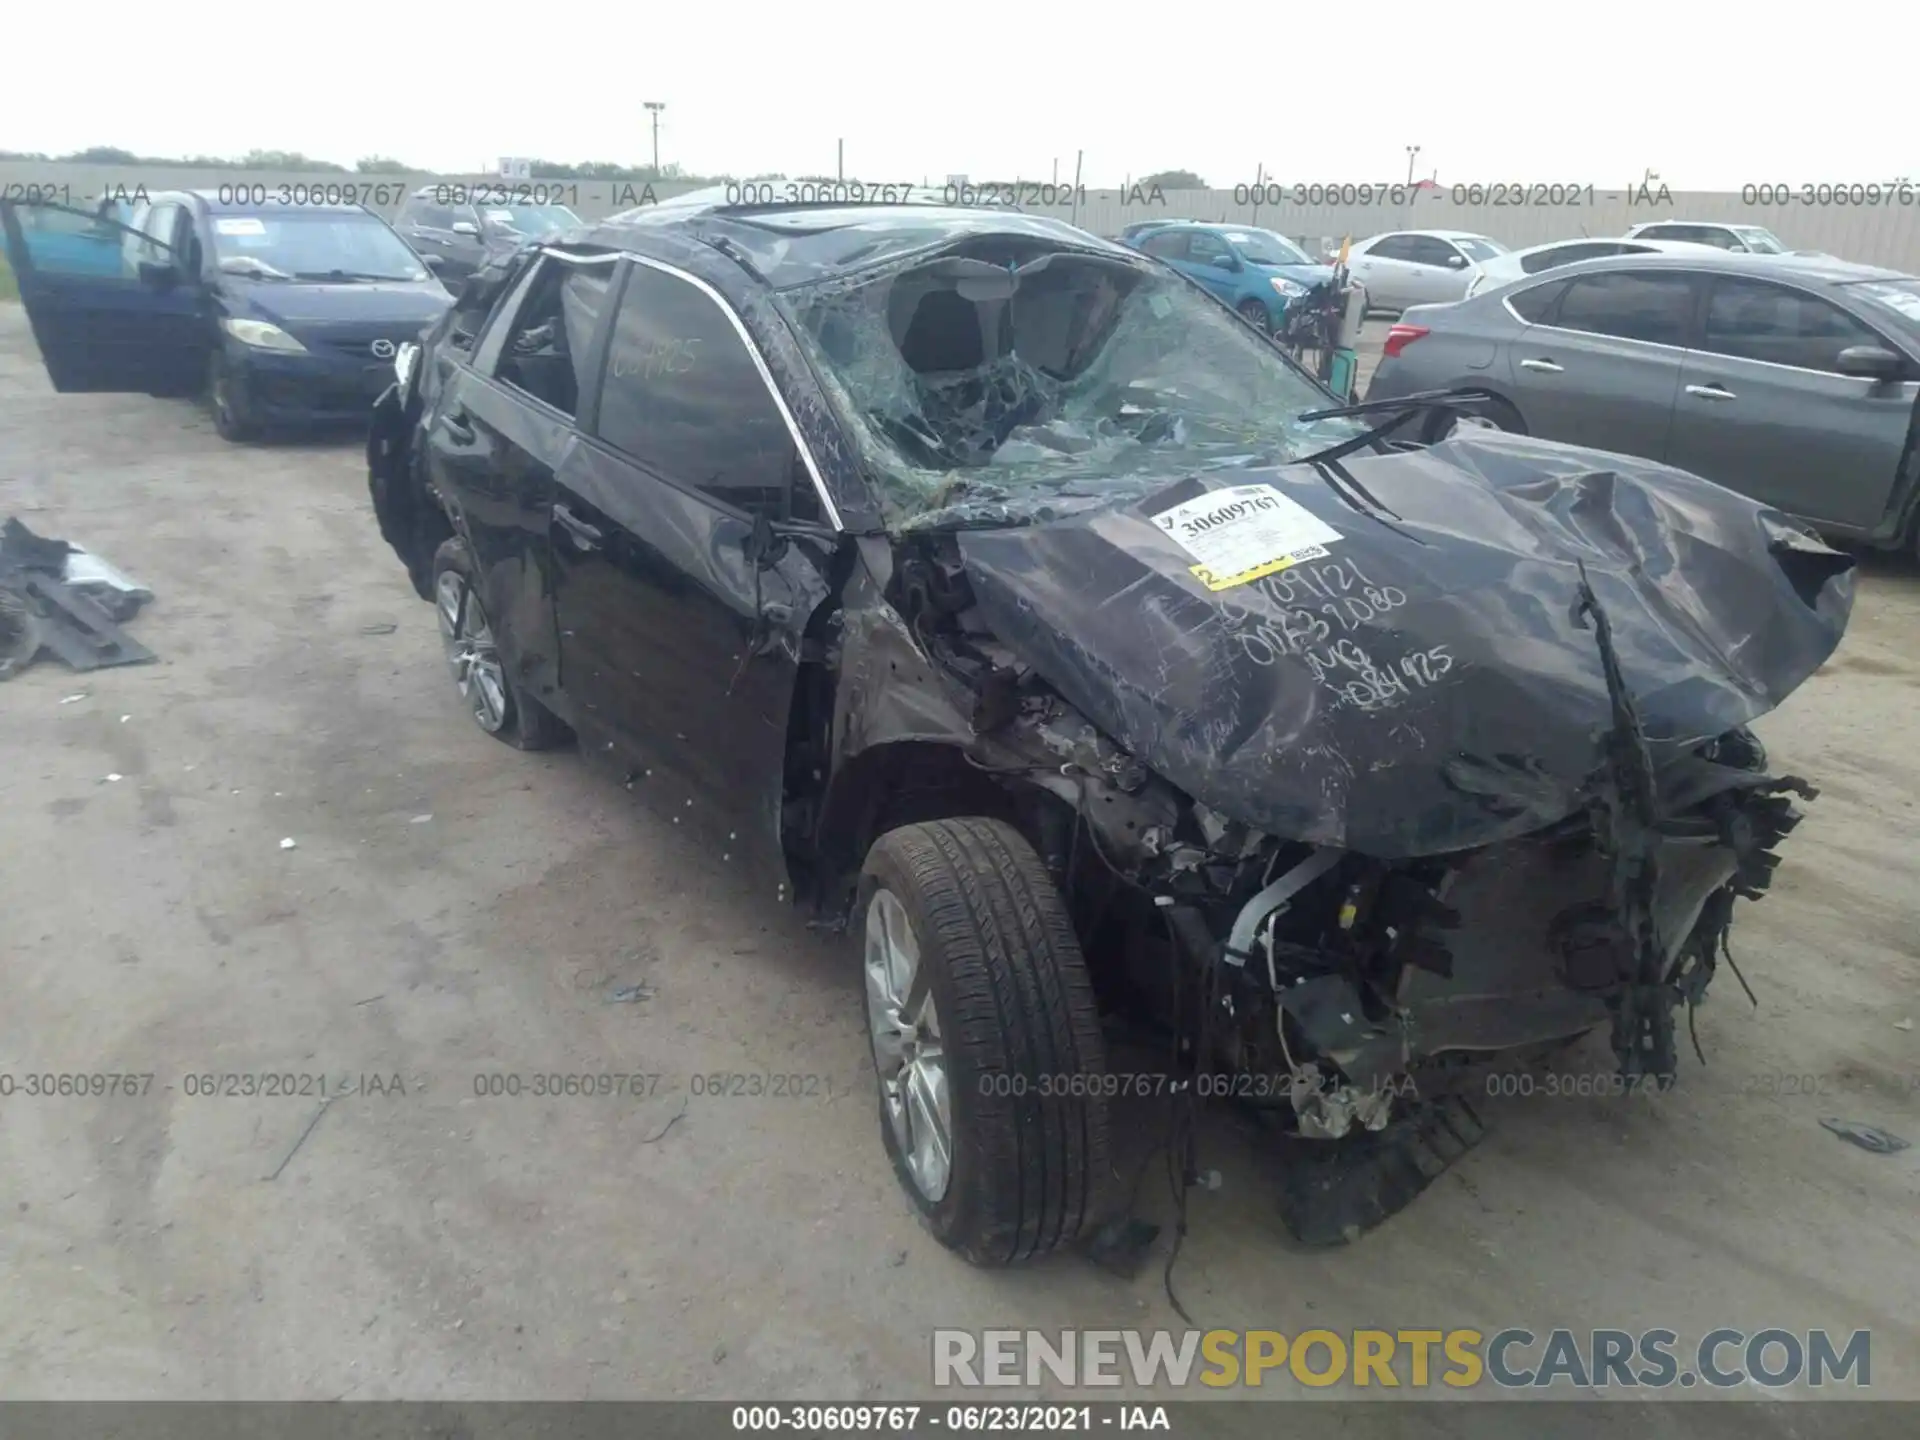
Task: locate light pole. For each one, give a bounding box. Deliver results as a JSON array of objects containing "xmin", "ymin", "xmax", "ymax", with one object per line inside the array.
[
  {"xmin": 1405, "ymin": 145, "xmax": 1421, "ymax": 185},
  {"xmin": 644, "ymin": 101, "xmax": 665, "ymax": 177}
]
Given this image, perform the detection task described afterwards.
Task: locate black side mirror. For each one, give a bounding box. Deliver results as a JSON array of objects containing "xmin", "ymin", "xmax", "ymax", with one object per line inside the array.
[
  {"xmin": 137, "ymin": 261, "xmax": 179, "ymax": 290},
  {"xmin": 1836, "ymin": 345, "xmax": 1907, "ymax": 381}
]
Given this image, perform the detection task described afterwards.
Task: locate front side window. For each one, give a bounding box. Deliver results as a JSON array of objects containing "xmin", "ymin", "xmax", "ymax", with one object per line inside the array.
[
  {"xmin": 596, "ymin": 263, "xmax": 810, "ymax": 518},
  {"xmin": 1186, "ymin": 232, "xmax": 1234, "ymax": 268},
  {"xmin": 1701, "ymin": 277, "xmax": 1883, "ymax": 373},
  {"xmin": 777, "ymin": 243, "xmax": 1368, "ymax": 527},
  {"xmin": 1403, "ymin": 236, "xmax": 1462, "ymax": 268},
  {"xmin": 1553, "ymin": 271, "xmax": 1695, "ymax": 346},
  {"xmin": 207, "ymin": 210, "xmax": 429, "ymax": 282},
  {"xmin": 1140, "ymin": 230, "xmax": 1188, "ymax": 260},
  {"xmin": 1368, "ymin": 234, "xmax": 1417, "ymax": 261},
  {"xmin": 482, "ymin": 256, "xmax": 610, "ymax": 417}
]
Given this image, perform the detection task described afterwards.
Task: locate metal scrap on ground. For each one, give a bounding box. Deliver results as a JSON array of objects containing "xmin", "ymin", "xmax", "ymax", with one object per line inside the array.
[{"xmin": 0, "ymin": 517, "xmax": 157, "ymax": 678}]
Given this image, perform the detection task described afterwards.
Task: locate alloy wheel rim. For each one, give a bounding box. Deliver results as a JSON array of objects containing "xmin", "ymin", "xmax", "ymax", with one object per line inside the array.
[
  {"xmin": 865, "ymin": 888, "xmax": 951, "ymax": 1203},
  {"xmin": 435, "ymin": 570, "xmax": 508, "ymax": 733}
]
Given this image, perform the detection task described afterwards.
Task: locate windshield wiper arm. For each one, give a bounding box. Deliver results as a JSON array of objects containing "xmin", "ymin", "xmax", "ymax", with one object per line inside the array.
[
  {"xmin": 293, "ymin": 269, "xmax": 410, "ymax": 283},
  {"xmin": 1297, "ymin": 385, "xmax": 1497, "ymax": 424}
]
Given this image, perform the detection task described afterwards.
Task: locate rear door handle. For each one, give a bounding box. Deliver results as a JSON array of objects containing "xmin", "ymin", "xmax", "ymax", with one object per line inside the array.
[
  {"xmin": 553, "ymin": 502, "xmax": 604, "ymax": 550},
  {"xmin": 1685, "ymin": 383, "xmax": 1737, "ymax": 401},
  {"xmin": 1519, "ymin": 358, "xmax": 1564, "ymax": 373},
  {"xmin": 440, "ymin": 407, "xmax": 475, "ymax": 442}
]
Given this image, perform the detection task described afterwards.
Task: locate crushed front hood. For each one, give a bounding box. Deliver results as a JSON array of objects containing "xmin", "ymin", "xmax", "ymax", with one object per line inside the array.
[{"xmin": 955, "ymin": 430, "xmax": 1854, "ymax": 858}]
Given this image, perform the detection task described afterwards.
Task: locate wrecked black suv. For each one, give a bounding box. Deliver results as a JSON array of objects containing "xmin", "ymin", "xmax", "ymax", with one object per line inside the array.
[{"xmin": 368, "ymin": 188, "xmax": 1854, "ymax": 1260}]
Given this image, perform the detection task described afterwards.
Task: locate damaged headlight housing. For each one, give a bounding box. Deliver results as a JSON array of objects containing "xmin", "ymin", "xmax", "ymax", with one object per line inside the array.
[
  {"xmin": 1269, "ymin": 277, "xmax": 1307, "ymax": 299},
  {"xmin": 220, "ymin": 317, "xmax": 308, "ymax": 353}
]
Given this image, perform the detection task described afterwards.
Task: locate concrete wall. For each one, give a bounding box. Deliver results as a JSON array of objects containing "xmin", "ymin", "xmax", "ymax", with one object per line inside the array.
[{"xmin": 8, "ymin": 164, "xmax": 1920, "ymax": 270}]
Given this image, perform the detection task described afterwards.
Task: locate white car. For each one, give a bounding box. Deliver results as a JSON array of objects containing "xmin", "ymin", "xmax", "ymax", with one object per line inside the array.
[
  {"xmin": 1343, "ymin": 229, "xmax": 1509, "ymax": 312},
  {"xmin": 1623, "ymin": 220, "xmax": 1795, "ymax": 254},
  {"xmin": 1462, "ymin": 236, "xmax": 1722, "ymax": 299}
]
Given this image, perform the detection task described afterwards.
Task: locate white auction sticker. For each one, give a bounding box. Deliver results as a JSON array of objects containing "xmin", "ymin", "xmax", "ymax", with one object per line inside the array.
[
  {"xmin": 213, "ymin": 217, "xmax": 267, "ymax": 236},
  {"xmin": 1149, "ymin": 483, "xmax": 1343, "ymax": 592}
]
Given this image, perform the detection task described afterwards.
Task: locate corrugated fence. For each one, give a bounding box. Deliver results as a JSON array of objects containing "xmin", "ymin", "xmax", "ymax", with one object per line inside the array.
[{"xmin": 7, "ymin": 165, "xmax": 1920, "ymax": 271}]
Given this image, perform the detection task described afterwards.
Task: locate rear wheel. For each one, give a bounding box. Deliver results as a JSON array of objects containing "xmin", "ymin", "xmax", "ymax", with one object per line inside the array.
[
  {"xmin": 430, "ymin": 538, "xmax": 569, "ymax": 750},
  {"xmin": 858, "ymin": 817, "xmax": 1111, "ymax": 1266}
]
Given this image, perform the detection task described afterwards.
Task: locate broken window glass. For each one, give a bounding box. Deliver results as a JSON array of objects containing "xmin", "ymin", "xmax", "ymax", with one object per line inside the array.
[{"xmin": 774, "ymin": 242, "xmax": 1366, "ymax": 529}]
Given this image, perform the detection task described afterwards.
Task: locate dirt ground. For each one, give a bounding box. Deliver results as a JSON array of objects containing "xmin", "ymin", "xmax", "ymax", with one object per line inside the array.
[{"xmin": 1, "ymin": 304, "xmax": 1916, "ymax": 1419}]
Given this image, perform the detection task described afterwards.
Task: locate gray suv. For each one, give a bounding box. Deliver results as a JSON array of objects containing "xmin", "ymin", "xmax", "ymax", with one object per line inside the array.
[{"xmin": 1365, "ymin": 251, "xmax": 1920, "ymax": 552}]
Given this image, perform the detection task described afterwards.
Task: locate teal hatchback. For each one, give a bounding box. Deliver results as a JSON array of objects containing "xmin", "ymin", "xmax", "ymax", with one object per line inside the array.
[{"xmin": 1120, "ymin": 221, "xmax": 1336, "ymax": 332}]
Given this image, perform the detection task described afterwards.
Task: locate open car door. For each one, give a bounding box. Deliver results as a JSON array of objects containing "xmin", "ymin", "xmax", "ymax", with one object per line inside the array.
[{"xmin": 0, "ymin": 199, "xmax": 208, "ymax": 395}]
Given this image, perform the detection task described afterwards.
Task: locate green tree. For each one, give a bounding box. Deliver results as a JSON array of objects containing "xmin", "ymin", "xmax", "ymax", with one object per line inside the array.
[{"xmin": 1137, "ymin": 168, "xmax": 1206, "ymax": 189}]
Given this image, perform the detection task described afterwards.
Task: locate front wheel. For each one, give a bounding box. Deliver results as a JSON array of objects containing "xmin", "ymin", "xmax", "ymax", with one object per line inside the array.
[
  {"xmin": 1237, "ymin": 298, "xmax": 1272, "ymax": 333},
  {"xmin": 858, "ymin": 817, "xmax": 1111, "ymax": 1266},
  {"xmin": 430, "ymin": 538, "xmax": 569, "ymax": 750},
  {"xmin": 207, "ymin": 352, "xmax": 259, "ymax": 442}
]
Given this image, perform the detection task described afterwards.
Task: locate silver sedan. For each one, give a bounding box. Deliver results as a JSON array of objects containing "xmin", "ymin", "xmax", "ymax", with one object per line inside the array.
[{"xmin": 1364, "ymin": 251, "xmax": 1920, "ymax": 551}]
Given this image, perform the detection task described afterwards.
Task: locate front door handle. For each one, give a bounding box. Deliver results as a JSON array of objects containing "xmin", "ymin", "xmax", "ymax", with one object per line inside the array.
[
  {"xmin": 553, "ymin": 502, "xmax": 604, "ymax": 550},
  {"xmin": 1519, "ymin": 358, "xmax": 1564, "ymax": 373},
  {"xmin": 1684, "ymin": 383, "xmax": 1737, "ymax": 401},
  {"xmin": 440, "ymin": 407, "xmax": 475, "ymax": 443}
]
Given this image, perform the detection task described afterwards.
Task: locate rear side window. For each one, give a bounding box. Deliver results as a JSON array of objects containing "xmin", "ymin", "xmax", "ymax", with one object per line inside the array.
[
  {"xmin": 1553, "ymin": 271, "xmax": 1695, "ymax": 345},
  {"xmin": 595, "ymin": 263, "xmax": 813, "ymax": 519},
  {"xmin": 1701, "ymin": 277, "xmax": 1885, "ymax": 373},
  {"xmin": 1506, "ymin": 279, "xmax": 1569, "ymax": 324}
]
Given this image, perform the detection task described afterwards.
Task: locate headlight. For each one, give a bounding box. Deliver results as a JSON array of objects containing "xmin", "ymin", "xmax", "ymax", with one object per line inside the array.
[
  {"xmin": 1269, "ymin": 277, "xmax": 1307, "ymax": 299},
  {"xmin": 394, "ymin": 341, "xmax": 419, "ymax": 389},
  {"xmin": 220, "ymin": 317, "xmax": 307, "ymax": 352}
]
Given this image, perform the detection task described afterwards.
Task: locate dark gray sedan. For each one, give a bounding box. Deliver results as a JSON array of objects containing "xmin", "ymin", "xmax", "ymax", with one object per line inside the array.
[{"xmin": 1365, "ymin": 252, "xmax": 1920, "ymax": 552}]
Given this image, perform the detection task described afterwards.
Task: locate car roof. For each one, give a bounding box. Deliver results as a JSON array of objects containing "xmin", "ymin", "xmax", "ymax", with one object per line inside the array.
[
  {"xmin": 178, "ymin": 189, "xmax": 370, "ymax": 215},
  {"xmin": 1363, "ymin": 228, "xmax": 1496, "ymax": 241},
  {"xmin": 579, "ymin": 187, "xmax": 1129, "ymax": 288},
  {"xmin": 1508, "ymin": 250, "xmax": 1911, "ymax": 286},
  {"xmin": 1503, "ymin": 236, "xmax": 1722, "ymax": 258}
]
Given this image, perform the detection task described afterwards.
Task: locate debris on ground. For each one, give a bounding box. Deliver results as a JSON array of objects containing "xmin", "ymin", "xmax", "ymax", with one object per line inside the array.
[
  {"xmin": 1896, "ymin": 1018, "xmax": 1914, "ymax": 1033},
  {"xmin": 607, "ymin": 982, "xmax": 655, "ymax": 1005},
  {"xmin": 360, "ymin": 621, "xmax": 398, "ymax": 635},
  {"xmin": 409, "ymin": 814, "xmax": 433, "ymax": 825},
  {"xmin": 1819, "ymin": 1118, "xmax": 1910, "ymax": 1154},
  {"xmin": 0, "ymin": 518, "xmax": 157, "ymax": 679},
  {"xmin": 279, "ymin": 837, "xmax": 297, "ymax": 851}
]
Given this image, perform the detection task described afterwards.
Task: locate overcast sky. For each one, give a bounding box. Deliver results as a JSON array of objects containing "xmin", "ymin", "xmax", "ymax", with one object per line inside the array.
[{"xmin": 4, "ymin": 3, "xmax": 1912, "ymax": 189}]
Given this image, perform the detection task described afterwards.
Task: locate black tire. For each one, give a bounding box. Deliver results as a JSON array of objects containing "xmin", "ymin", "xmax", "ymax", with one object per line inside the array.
[
  {"xmin": 208, "ymin": 352, "xmax": 260, "ymax": 442},
  {"xmin": 1425, "ymin": 393, "xmax": 1526, "ymax": 443},
  {"xmin": 1236, "ymin": 298, "xmax": 1271, "ymax": 333},
  {"xmin": 430, "ymin": 538, "xmax": 570, "ymax": 751},
  {"xmin": 858, "ymin": 817, "xmax": 1111, "ymax": 1266}
]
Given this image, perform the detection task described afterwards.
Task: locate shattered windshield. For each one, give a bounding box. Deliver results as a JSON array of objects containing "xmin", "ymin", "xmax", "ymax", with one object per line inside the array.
[{"xmin": 775, "ymin": 242, "xmax": 1367, "ymax": 528}]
